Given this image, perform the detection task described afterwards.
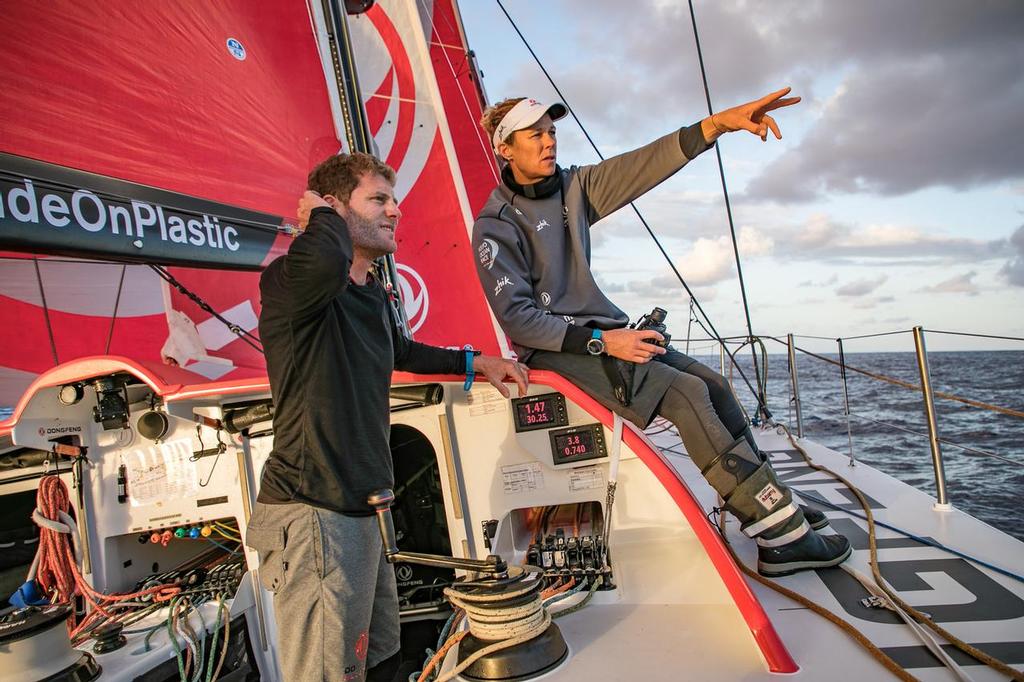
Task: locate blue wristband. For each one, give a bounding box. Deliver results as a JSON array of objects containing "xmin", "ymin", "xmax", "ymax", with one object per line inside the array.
[{"xmin": 463, "ymin": 349, "xmax": 475, "ymax": 391}]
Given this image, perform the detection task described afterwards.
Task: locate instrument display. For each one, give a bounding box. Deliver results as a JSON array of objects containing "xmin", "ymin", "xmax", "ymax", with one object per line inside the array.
[
  {"xmin": 549, "ymin": 424, "xmax": 607, "ymax": 465},
  {"xmin": 511, "ymin": 392, "xmax": 568, "ymax": 432}
]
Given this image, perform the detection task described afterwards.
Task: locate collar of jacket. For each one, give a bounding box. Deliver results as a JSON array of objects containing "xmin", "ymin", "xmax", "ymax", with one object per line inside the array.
[{"xmin": 501, "ymin": 164, "xmax": 563, "ymax": 200}]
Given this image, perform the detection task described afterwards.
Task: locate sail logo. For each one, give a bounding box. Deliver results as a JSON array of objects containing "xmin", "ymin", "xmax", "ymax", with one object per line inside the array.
[
  {"xmin": 226, "ymin": 38, "xmax": 246, "ymax": 61},
  {"xmin": 395, "ymin": 263, "xmax": 429, "ymax": 333}
]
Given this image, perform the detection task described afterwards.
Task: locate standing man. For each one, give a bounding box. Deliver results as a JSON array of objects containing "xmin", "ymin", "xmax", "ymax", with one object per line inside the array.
[
  {"xmin": 472, "ymin": 91, "xmax": 850, "ymax": 577},
  {"xmin": 247, "ymin": 152, "xmax": 528, "ymax": 681}
]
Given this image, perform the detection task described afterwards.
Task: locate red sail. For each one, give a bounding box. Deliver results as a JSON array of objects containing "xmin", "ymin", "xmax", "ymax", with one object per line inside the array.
[{"xmin": 0, "ymin": 0, "xmax": 504, "ymax": 405}]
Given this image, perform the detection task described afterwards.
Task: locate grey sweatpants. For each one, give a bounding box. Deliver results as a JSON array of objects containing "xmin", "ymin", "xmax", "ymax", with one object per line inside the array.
[{"xmin": 245, "ymin": 501, "xmax": 400, "ymax": 682}]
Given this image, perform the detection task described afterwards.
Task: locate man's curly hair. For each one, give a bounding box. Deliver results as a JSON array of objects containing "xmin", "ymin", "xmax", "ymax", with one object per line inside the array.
[{"xmin": 307, "ymin": 152, "xmax": 396, "ymax": 203}]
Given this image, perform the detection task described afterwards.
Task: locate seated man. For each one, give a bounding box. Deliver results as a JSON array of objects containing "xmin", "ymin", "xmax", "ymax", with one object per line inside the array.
[{"xmin": 471, "ymin": 92, "xmax": 850, "ymax": 577}]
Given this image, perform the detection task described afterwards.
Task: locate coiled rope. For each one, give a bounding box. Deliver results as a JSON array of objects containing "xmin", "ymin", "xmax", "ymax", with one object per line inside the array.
[
  {"xmin": 32, "ymin": 475, "xmax": 178, "ymax": 636},
  {"xmin": 434, "ymin": 572, "xmax": 551, "ymax": 682}
]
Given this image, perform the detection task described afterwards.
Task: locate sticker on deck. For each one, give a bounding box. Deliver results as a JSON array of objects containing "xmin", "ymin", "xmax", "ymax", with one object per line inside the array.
[
  {"xmin": 502, "ymin": 462, "xmax": 545, "ymax": 494},
  {"xmin": 756, "ymin": 482, "xmax": 783, "ymax": 511},
  {"xmin": 124, "ymin": 439, "xmax": 198, "ymax": 506},
  {"xmin": 467, "ymin": 387, "xmax": 509, "ymax": 417},
  {"xmin": 569, "ymin": 466, "xmax": 604, "ymax": 492}
]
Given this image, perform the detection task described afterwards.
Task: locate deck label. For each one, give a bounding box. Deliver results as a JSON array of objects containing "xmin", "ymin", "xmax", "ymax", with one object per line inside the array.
[
  {"xmin": 502, "ymin": 462, "xmax": 544, "ymax": 494},
  {"xmin": 124, "ymin": 439, "xmax": 198, "ymax": 506}
]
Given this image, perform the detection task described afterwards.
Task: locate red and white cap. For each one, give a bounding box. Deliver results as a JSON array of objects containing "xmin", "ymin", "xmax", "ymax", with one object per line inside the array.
[{"xmin": 492, "ymin": 98, "xmax": 568, "ymax": 149}]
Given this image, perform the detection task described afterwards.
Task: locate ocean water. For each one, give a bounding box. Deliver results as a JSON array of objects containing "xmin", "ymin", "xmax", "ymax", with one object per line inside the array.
[{"xmin": 686, "ymin": 349, "xmax": 1024, "ymax": 542}]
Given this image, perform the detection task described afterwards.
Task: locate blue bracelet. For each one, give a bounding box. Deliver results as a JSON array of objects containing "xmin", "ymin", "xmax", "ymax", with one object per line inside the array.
[{"xmin": 463, "ymin": 349, "xmax": 475, "ymax": 391}]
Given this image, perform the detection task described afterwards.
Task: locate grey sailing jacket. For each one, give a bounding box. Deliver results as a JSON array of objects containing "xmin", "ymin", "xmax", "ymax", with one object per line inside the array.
[{"xmin": 472, "ymin": 125, "xmax": 711, "ymax": 360}]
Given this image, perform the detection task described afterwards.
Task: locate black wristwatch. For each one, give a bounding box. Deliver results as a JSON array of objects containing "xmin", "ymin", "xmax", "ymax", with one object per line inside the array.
[{"xmin": 586, "ymin": 329, "xmax": 605, "ymax": 355}]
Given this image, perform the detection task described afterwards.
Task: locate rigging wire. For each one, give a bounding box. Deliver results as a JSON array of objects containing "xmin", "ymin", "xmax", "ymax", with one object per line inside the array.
[
  {"xmin": 105, "ymin": 264, "xmax": 127, "ymax": 355},
  {"xmin": 493, "ymin": 0, "xmax": 771, "ymax": 420},
  {"xmin": 416, "ymin": 0, "xmax": 501, "ymax": 186},
  {"xmin": 149, "ymin": 264, "xmax": 264, "ymax": 354},
  {"xmin": 33, "ymin": 258, "xmax": 60, "ymax": 365},
  {"xmin": 925, "ymin": 328, "xmax": 1024, "ymax": 343},
  {"xmin": 686, "ymin": 0, "xmax": 767, "ymax": 420}
]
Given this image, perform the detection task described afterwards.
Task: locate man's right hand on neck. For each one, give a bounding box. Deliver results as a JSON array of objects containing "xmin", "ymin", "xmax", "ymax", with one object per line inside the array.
[
  {"xmin": 602, "ymin": 328, "xmax": 668, "ymax": 363},
  {"xmin": 297, "ymin": 190, "xmax": 330, "ymax": 230}
]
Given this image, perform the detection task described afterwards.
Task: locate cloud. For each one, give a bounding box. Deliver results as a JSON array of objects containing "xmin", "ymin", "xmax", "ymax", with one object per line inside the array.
[
  {"xmin": 836, "ymin": 275, "xmax": 887, "ymax": 296},
  {"xmin": 499, "ymin": 0, "xmax": 1024, "ymax": 200},
  {"xmin": 671, "ymin": 226, "xmax": 774, "ymax": 286},
  {"xmin": 777, "ymin": 215, "xmax": 1007, "ymax": 263},
  {"xmin": 1000, "ymin": 225, "xmax": 1024, "ymax": 286},
  {"xmin": 919, "ymin": 271, "xmax": 980, "ymax": 295},
  {"xmin": 749, "ymin": 60, "xmax": 1024, "ymax": 200}
]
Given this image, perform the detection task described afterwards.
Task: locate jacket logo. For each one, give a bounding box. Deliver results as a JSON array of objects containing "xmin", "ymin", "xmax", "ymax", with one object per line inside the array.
[
  {"xmin": 563, "ymin": 315, "xmax": 575, "ymax": 324},
  {"xmin": 494, "ymin": 276, "xmax": 512, "ymax": 296},
  {"xmin": 541, "ymin": 292, "xmax": 551, "ymax": 306},
  {"xmin": 477, "ymin": 238, "xmax": 499, "ymax": 270},
  {"xmin": 535, "ymin": 219, "xmax": 549, "ymax": 232}
]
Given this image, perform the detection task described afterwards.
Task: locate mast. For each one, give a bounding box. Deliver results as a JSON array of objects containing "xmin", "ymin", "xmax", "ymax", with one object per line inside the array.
[{"xmin": 316, "ymin": 0, "xmax": 413, "ymax": 336}]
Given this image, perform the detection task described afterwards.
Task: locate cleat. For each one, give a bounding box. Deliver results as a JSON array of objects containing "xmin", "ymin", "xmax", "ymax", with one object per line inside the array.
[{"xmin": 758, "ymin": 531, "xmax": 851, "ymax": 578}]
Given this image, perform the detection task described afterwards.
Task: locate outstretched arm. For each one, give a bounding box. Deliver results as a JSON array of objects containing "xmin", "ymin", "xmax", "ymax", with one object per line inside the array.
[{"xmin": 700, "ymin": 87, "xmax": 801, "ymax": 143}]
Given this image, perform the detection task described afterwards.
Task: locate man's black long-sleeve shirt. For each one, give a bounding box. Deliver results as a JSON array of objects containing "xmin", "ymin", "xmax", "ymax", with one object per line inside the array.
[{"xmin": 257, "ymin": 206, "xmax": 464, "ymax": 515}]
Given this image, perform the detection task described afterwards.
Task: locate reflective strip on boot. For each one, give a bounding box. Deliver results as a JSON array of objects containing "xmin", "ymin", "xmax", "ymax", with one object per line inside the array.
[
  {"xmin": 756, "ymin": 520, "xmax": 810, "ymax": 548},
  {"xmin": 741, "ymin": 502, "xmax": 799, "ymax": 538}
]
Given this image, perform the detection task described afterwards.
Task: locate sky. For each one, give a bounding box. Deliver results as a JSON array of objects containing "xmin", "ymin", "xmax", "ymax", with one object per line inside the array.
[{"xmin": 457, "ymin": 0, "xmax": 1024, "ymax": 354}]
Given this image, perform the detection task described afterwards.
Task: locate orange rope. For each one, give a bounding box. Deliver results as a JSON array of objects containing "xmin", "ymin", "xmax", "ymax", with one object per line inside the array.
[
  {"xmin": 418, "ymin": 630, "xmax": 468, "ymax": 682},
  {"xmin": 33, "ymin": 476, "xmax": 175, "ymax": 635}
]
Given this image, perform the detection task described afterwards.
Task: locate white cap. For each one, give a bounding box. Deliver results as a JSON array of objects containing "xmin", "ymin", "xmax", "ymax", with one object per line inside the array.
[{"xmin": 492, "ymin": 98, "xmax": 568, "ymax": 149}]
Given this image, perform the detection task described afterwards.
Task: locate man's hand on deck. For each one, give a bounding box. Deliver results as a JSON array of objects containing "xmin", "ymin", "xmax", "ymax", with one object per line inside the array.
[
  {"xmin": 473, "ymin": 356, "xmax": 530, "ymax": 398},
  {"xmin": 297, "ymin": 190, "xmax": 330, "ymax": 230},
  {"xmin": 701, "ymin": 87, "xmax": 801, "ymax": 143},
  {"xmin": 603, "ymin": 329, "xmax": 668, "ymax": 364}
]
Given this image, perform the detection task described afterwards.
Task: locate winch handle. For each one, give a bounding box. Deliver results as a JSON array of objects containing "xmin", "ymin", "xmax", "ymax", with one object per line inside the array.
[{"xmin": 367, "ymin": 489, "xmax": 507, "ymax": 575}]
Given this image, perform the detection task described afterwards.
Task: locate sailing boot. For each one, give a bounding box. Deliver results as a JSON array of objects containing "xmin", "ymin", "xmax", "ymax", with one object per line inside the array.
[
  {"xmin": 739, "ymin": 429, "xmax": 830, "ymax": 531},
  {"xmin": 703, "ymin": 436, "xmax": 850, "ymax": 577},
  {"xmin": 799, "ymin": 504, "xmax": 830, "ymax": 531}
]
